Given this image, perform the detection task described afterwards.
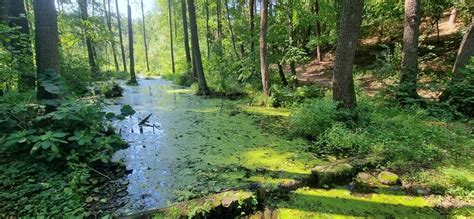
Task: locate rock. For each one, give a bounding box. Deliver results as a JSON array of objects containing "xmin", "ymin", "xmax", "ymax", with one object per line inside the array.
[
  {"xmin": 278, "ymin": 180, "xmax": 304, "ymax": 192},
  {"xmin": 311, "ymin": 163, "xmax": 355, "ymax": 186},
  {"xmin": 377, "ymin": 171, "xmax": 400, "ymax": 185},
  {"xmin": 353, "ymin": 172, "xmax": 381, "ymax": 192}
]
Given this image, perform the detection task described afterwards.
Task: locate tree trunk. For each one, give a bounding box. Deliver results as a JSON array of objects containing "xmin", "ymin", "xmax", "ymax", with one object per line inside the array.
[
  {"xmin": 78, "ymin": 0, "xmax": 99, "ymax": 77},
  {"xmin": 278, "ymin": 62, "xmax": 288, "ymax": 86},
  {"xmin": 140, "ymin": 0, "xmax": 150, "ymax": 72},
  {"xmin": 332, "ymin": 0, "xmax": 364, "ymax": 110},
  {"xmin": 127, "ymin": 1, "xmax": 137, "ymax": 84},
  {"xmin": 6, "ymin": 0, "xmax": 35, "ymax": 91},
  {"xmin": 440, "ymin": 22, "xmax": 474, "ymax": 100},
  {"xmin": 448, "ymin": 8, "xmax": 457, "ymax": 26},
  {"xmin": 288, "ymin": 8, "xmax": 297, "ymax": 88},
  {"xmin": 105, "ymin": 0, "xmax": 119, "ymax": 71},
  {"xmin": 452, "ymin": 22, "xmax": 473, "ymax": 78},
  {"xmin": 216, "ymin": 0, "xmax": 223, "ymax": 54},
  {"xmin": 114, "ymin": 0, "xmax": 127, "ymax": 72},
  {"xmin": 249, "ymin": 0, "xmax": 255, "ymax": 53},
  {"xmin": 181, "ymin": 0, "xmax": 192, "ymax": 76},
  {"xmin": 34, "ymin": 0, "xmax": 60, "ymax": 100},
  {"xmin": 188, "ymin": 0, "xmax": 210, "ymax": 95},
  {"xmin": 313, "ymin": 0, "xmax": 322, "ymax": 63},
  {"xmin": 224, "ymin": 0, "xmax": 239, "ymax": 58},
  {"xmin": 205, "ymin": 0, "xmax": 210, "ymax": 58},
  {"xmin": 168, "ymin": 0, "xmax": 175, "ymax": 74},
  {"xmin": 259, "ymin": 0, "xmax": 270, "ymax": 96},
  {"xmin": 399, "ymin": 0, "xmax": 421, "ymax": 100}
]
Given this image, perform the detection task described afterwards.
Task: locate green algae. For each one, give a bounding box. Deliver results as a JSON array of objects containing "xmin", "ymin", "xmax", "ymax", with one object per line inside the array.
[{"xmin": 276, "ymin": 187, "xmax": 441, "ymax": 218}]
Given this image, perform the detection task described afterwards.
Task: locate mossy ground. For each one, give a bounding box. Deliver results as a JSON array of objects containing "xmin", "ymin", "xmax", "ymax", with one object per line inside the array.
[{"xmin": 276, "ymin": 187, "xmax": 442, "ymax": 218}]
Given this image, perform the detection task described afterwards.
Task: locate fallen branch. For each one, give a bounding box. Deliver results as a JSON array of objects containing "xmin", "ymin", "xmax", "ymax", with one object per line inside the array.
[{"xmin": 138, "ymin": 113, "xmax": 153, "ymax": 126}]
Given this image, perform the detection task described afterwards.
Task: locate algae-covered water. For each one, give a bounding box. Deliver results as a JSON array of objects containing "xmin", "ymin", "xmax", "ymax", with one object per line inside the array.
[
  {"xmin": 106, "ymin": 78, "xmax": 466, "ymax": 218},
  {"xmin": 107, "ymin": 78, "xmax": 320, "ymax": 215}
]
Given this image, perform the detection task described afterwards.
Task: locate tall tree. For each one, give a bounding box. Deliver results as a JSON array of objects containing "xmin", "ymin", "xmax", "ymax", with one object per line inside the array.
[
  {"xmin": 313, "ymin": 0, "xmax": 322, "ymax": 63},
  {"xmin": 34, "ymin": 0, "xmax": 60, "ymax": 100},
  {"xmin": 451, "ymin": 22, "xmax": 473, "ymax": 79},
  {"xmin": 249, "ymin": 0, "xmax": 255, "ymax": 53},
  {"xmin": 114, "ymin": 0, "xmax": 127, "ymax": 71},
  {"xmin": 332, "ymin": 0, "xmax": 364, "ymax": 109},
  {"xmin": 205, "ymin": 0, "xmax": 211, "ymax": 58},
  {"xmin": 399, "ymin": 0, "xmax": 421, "ymax": 100},
  {"xmin": 187, "ymin": 0, "xmax": 210, "ymax": 95},
  {"xmin": 140, "ymin": 0, "xmax": 150, "ymax": 72},
  {"xmin": 5, "ymin": 0, "xmax": 35, "ymax": 91},
  {"xmin": 105, "ymin": 0, "xmax": 119, "ymax": 71},
  {"xmin": 127, "ymin": 0, "xmax": 137, "ymax": 84},
  {"xmin": 168, "ymin": 0, "xmax": 175, "ymax": 74},
  {"xmin": 181, "ymin": 0, "xmax": 192, "ymax": 75},
  {"xmin": 78, "ymin": 0, "xmax": 99, "ymax": 77},
  {"xmin": 224, "ymin": 0, "xmax": 239, "ymax": 58},
  {"xmin": 259, "ymin": 0, "xmax": 270, "ymax": 96}
]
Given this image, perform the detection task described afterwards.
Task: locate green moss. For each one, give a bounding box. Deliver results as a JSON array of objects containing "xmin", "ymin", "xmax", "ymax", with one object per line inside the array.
[
  {"xmin": 311, "ymin": 163, "xmax": 354, "ymax": 186},
  {"xmin": 276, "ymin": 187, "xmax": 441, "ymax": 218},
  {"xmin": 377, "ymin": 171, "xmax": 400, "ymax": 185}
]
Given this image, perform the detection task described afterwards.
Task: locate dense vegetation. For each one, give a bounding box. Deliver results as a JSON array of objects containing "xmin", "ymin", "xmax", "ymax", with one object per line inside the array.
[{"xmin": 0, "ymin": 0, "xmax": 473, "ymax": 217}]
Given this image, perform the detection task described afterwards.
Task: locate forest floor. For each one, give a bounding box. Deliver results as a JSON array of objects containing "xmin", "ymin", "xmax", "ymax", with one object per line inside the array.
[{"xmin": 108, "ymin": 78, "xmax": 473, "ymax": 218}]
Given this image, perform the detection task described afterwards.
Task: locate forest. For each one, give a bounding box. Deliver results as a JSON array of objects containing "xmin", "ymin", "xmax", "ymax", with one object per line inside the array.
[{"xmin": 0, "ymin": 0, "xmax": 473, "ymax": 217}]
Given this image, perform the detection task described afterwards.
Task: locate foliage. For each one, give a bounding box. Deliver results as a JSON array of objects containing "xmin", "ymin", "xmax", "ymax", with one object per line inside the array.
[
  {"xmin": 91, "ymin": 80, "xmax": 124, "ymax": 98},
  {"xmin": 60, "ymin": 56, "xmax": 92, "ymax": 95},
  {"xmin": 270, "ymin": 84, "xmax": 323, "ymax": 107},
  {"xmin": 290, "ymin": 98, "xmax": 337, "ymax": 139},
  {"xmin": 445, "ymin": 58, "xmax": 474, "ymax": 117},
  {"xmin": 291, "ymin": 98, "xmax": 473, "ymax": 172},
  {"xmin": 0, "ymin": 92, "xmax": 127, "ymax": 216}
]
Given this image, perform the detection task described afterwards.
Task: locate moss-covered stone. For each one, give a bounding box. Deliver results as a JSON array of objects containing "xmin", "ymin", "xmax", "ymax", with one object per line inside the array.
[
  {"xmin": 311, "ymin": 163, "xmax": 355, "ymax": 186},
  {"xmin": 152, "ymin": 190, "xmax": 255, "ymax": 218},
  {"xmin": 377, "ymin": 171, "xmax": 400, "ymax": 185},
  {"xmin": 354, "ymin": 172, "xmax": 383, "ymax": 192}
]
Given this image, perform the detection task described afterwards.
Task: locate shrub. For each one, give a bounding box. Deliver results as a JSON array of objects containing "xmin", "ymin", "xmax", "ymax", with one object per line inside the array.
[
  {"xmin": 290, "ymin": 98, "xmax": 337, "ymax": 139},
  {"xmin": 89, "ymin": 81, "xmax": 124, "ymax": 98},
  {"xmin": 270, "ymin": 84, "xmax": 323, "ymax": 107},
  {"xmin": 60, "ymin": 56, "xmax": 92, "ymax": 95},
  {"xmin": 445, "ymin": 58, "xmax": 474, "ymax": 117},
  {"xmin": 316, "ymin": 122, "xmax": 372, "ymax": 156}
]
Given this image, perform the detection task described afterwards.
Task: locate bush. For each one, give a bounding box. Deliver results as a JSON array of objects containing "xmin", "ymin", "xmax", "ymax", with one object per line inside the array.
[
  {"xmin": 445, "ymin": 58, "xmax": 474, "ymax": 117},
  {"xmin": 60, "ymin": 56, "xmax": 92, "ymax": 95},
  {"xmin": 97, "ymin": 81, "xmax": 124, "ymax": 98},
  {"xmin": 270, "ymin": 84, "xmax": 323, "ymax": 107},
  {"xmin": 290, "ymin": 98, "xmax": 337, "ymax": 139},
  {"xmin": 316, "ymin": 122, "xmax": 372, "ymax": 156}
]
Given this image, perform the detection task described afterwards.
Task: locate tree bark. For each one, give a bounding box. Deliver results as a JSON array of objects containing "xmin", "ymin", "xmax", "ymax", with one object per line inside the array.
[
  {"xmin": 259, "ymin": 0, "xmax": 270, "ymax": 96},
  {"xmin": 181, "ymin": 0, "xmax": 193, "ymax": 76},
  {"xmin": 313, "ymin": 0, "xmax": 322, "ymax": 63},
  {"xmin": 205, "ymin": 0, "xmax": 211, "ymax": 58},
  {"xmin": 188, "ymin": 0, "xmax": 210, "ymax": 95},
  {"xmin": 448, "ymin": 8, "xmax": 457, "ymax": 26},
  {"xmin": 6, "ymin": 0, "xmax": 35, "ymax": 91},
  {"xmin": 216, "ymin": 0, "xmax": 223, "ymax": 54},
  {"xmin": 34, "ymin": 0, "xmax": 60, "ymax": 100},
  {"xmin": 224, "ymin": 0, "xmax": 239, "ymax": 58},
  {"xmin": 440, "ymin": 22, "xmax": 474, "ymax": 100},
  {"xmin": 78, "ymin": 0, "xmax": 99, "ymax": 77},
  {"xmin": 114, "ymin": 0, "xmax": 127, "ymax": 72},
  {"xmin": 278, "ymin": 62, "xmax": 288, "ymax": 86},
  {"xmin": 249, "ymin": 0, "xmax": 255, "ymax": 53},
  {"xmin": 127, "ymin": 1, "xmax": 137, "ymax": 84},
  {"xmin": 399, "ymin": 0, "xmax": 421, "ymax": 100},
  {"xmin": 105, "ymin": 0, "xmax": 119, "ymax": 71},
  {"xmin": 140, "ymin": 0, "xmax": 150, "ymax": 72},
  {"xmin": 452, "ymin": 22, "xmax": 474, "ymax": 78},
  {"xmin": 168, "ymin": 0, "xmax": 175, "ymax": 74},
  {"xmin": 332, "ymin": 0, "xmax": 364, "ymax": 110}
]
